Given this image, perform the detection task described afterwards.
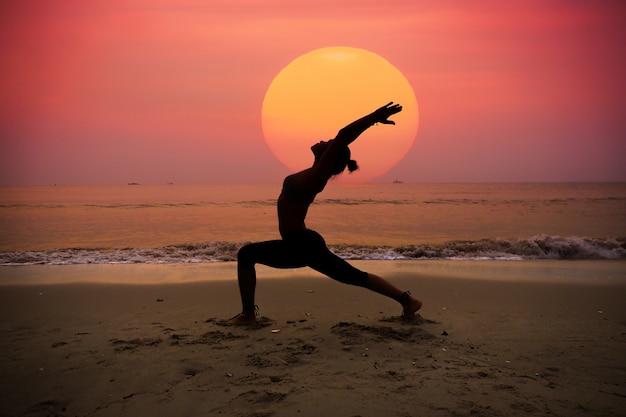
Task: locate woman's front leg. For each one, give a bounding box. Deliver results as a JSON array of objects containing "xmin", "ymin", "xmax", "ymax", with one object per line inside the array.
[
  {"xmin": 228, "ymin": 240, "xmax": 299, "ymax": 325},
  {"xmin": 228, "ymin": 245, "xmax": 260, "ymax": 325}
]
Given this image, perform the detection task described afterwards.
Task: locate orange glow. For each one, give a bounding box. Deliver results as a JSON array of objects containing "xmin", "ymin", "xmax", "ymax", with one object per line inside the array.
[{"xmin": 262, "ymin": 47, "xmax": 418, "ymax": 182}]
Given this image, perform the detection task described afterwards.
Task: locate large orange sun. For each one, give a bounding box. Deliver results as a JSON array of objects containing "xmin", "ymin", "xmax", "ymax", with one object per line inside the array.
[{"xmin": 262, "ymin": 47, "xmax": 418, "ymax": 182}]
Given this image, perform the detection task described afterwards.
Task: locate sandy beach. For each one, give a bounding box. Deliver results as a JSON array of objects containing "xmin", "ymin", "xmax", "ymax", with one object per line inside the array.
[{"xmin": 1, "ymin": 260, "xmax": 625, "ymax": 417}]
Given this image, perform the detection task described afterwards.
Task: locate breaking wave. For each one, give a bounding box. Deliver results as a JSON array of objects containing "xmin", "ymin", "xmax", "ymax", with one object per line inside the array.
[{"xmin": 1, "ymin": 235, "xmax": 624, "ymax": 266}]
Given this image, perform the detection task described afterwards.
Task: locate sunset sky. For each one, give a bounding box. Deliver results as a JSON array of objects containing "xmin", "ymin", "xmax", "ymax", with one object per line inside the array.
[{"xmin": 1, "ymin": 0, "xmax": 625, "ymax": 185}]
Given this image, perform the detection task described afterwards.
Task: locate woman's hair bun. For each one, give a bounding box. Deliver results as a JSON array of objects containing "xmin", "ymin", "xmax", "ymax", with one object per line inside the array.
[{"xmin": 347, "ymin": 159, "xmax": 359, "ymax": 173}]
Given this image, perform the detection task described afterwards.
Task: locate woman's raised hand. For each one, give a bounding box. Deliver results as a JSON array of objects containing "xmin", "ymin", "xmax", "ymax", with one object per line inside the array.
[{"xmin": 374, "ymin": 102, "xmax": 402, "ymax": 125}]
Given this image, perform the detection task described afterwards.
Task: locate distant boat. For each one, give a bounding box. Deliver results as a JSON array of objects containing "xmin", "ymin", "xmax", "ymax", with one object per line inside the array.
[
  {"xmin": 392, "ymin": 179, "xmax": 404, "ymax": 184},
  {"xmin": 127, "ymin": 182, "xmax": 140, "ymax": 186}
]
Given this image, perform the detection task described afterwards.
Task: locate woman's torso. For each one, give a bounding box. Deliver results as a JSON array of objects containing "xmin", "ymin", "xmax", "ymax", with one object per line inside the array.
[{"xmin": 277, "ymin": 172, "xmax": 322, "ymax": 236}]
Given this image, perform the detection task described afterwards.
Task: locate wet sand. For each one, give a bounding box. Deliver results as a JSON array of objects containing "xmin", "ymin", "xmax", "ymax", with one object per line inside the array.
[{"xmin": 1, "ymin": 261, "xmax": 625, "ymax": 417}]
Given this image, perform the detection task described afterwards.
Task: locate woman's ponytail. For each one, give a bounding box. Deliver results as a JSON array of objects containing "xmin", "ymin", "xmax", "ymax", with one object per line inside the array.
[{"xmin": 347, "ymin": 159, "xmax": 359, "ymax": 173}]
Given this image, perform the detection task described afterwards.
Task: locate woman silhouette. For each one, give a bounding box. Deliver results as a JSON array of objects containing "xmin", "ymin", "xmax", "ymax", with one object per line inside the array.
[{"xmin": 229, "ymin": 102, "xmax": 422, "ymax": 325}]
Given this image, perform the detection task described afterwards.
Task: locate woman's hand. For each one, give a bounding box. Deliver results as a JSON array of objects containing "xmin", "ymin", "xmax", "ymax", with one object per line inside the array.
[
  {"xmin": 374, "ymin": 102, "xmax": 402, "ymax": 125},
  {"xmin": 333, "ymin": 101, "xmax": 403, "ymax": 147}
]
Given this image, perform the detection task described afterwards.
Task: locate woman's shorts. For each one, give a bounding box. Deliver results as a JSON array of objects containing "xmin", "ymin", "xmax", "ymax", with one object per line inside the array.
[{"xmin": 238, "ymin": 229, "xmax": 368, "ymax": 287}]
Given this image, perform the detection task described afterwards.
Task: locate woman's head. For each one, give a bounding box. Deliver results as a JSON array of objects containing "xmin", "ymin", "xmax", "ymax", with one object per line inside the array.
[{"xmin": 311, "ymin": 140, "xmax": 359, "ymax": 176}]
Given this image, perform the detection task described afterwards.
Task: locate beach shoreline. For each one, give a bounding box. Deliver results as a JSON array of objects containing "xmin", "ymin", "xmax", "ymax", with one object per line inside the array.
[
  {"xmin": 1, "ymin": 259, "xmax": 625, "ymax": 286},
  {"xmin": 1, "ymin": 261, "xmax": 625, "ymax": 416}
]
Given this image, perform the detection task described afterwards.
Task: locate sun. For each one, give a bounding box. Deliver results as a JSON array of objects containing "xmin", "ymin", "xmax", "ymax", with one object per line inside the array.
[{"xmin": 262, "ymin": 47, "xmax": 418, "ymax": 182}]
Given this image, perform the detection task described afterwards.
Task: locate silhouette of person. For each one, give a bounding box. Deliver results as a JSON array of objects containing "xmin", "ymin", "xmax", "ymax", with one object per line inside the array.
[{"xmin": 228, "ymin": 102, "xmax": 422, "ymax": 325}]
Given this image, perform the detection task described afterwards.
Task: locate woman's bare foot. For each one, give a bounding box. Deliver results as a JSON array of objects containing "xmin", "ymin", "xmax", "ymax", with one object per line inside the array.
[
  {"xmin": 401, "ymin": 293, "xmax": 423, "ymax": 322},
  {"xmin": 227, "ymin": 312, "xmax": 257, "ymax": 326},
  {"xmin": 227, "ymin": 307, "xmax": 258, "ymax": 326}
]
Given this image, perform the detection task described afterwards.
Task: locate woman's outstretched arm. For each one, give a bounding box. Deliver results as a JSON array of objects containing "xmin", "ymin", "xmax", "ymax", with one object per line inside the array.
[
  {"xmin": 334, "ymin": 102, "xmax": 402, "ymax": 147},
  {"xmin": 308, "ymin": 102, "xmax": 402, "ymax": 182}
]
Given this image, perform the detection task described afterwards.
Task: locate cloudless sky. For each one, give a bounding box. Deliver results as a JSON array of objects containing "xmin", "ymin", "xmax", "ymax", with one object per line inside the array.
[{"xmin": 1, "ymin": 0, "xmax": 625, "ymax": 185}]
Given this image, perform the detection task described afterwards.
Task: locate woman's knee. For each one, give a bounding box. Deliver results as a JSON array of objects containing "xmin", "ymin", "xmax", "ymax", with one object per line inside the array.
[{"xmin": 237, "ymin": 244, "xmax": 255, "ymax": 266}]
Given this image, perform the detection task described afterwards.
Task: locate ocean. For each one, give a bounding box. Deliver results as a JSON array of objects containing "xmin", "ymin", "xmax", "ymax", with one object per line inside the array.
[{"xmin": 0, "ymin": 183, "xmax": 624, "ymax": 265}]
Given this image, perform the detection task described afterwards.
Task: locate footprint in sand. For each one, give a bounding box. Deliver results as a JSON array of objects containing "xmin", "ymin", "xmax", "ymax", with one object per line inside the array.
[
  {"xmin": 189, "ymin": 330, "xmax": 248, "ymax": 345},
  {"xmin": 109, "ymin": 337, "xmax": 162, "ymax": 352},
  {"xmin": 331, "ymin": 321, "xmax": 436, "ymax": 343}
]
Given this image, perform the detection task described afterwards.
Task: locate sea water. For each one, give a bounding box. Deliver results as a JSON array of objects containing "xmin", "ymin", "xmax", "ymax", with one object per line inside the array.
[{"xmin": 0, "ymin": 183, "xmax": 624, "ymax": 265}]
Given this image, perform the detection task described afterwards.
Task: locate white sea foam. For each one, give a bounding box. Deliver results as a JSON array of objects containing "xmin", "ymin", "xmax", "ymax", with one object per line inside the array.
[{"xmin": 1, "ymin": 236, "xmax": 623, "ymax": 266}]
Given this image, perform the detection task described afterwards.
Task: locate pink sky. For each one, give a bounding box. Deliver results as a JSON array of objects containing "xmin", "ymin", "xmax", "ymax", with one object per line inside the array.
[{"xmin": 1, "ymin": 0, "xmax": 625, "ymax": 185}]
